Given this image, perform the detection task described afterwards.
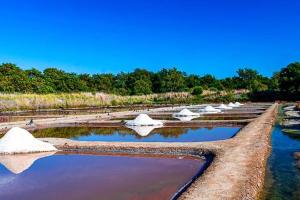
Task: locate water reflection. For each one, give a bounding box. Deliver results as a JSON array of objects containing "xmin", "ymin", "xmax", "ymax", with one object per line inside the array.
[
  {"xmin": 264, "ymin": 125, "xmax": 300, "ymax": 200},
  {"xmin": 0, "ymin": 152, "xmax": 56, "ymax": 174},
  {"xmin": 0, "ymin": 153, "xmax": 206, "ymax": 200},
  {"xmin": 173, "ymin": 116, "xmax": 199, "ymax": 122},
  {"xmin": 126, "ymin": 125, "xmax": 163, "ymax": 137},
  {"xmin": 31, "ymin": 126, "xmax": 241, "ymax": 142}
]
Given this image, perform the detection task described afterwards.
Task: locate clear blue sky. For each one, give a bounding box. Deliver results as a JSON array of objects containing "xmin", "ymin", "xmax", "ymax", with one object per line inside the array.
[{"xmin": 0, "ymin": 0, "xmax": 299, "ymax": 78}]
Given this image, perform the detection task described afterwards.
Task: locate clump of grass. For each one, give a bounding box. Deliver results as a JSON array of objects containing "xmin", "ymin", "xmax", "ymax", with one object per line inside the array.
[{"xmin": 282, "ymin": 129, "xmax": 300, "ymax": 135}]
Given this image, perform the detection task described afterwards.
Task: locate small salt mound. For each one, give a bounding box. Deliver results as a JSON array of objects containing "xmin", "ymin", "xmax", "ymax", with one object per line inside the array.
[
  {"xmin": 127, "ymin": 125, "xmax": 162, "ymax": 137},
  {"xmin": 125, "ymin": 114, "xmax": 163, "ymax": 126},
  {"xmin": 235, "ymin": 102, "xmax": 244, "ymax": 106},
  {"xmin": 0, "ymin": 127, "xmax": 57, "ymax": 154},
  {"xmin": 199, "ymin": 106, "xmax": 221, "ymax": 113},
  {"xmin": 0, "ymin": 151, "xmax": 56, "ymax": 174},
  {"xmin": 173, "ymin": 108, "xmax": 200, "ymax": 117},
  {"xmin": 173, "ymin": 116, "xmax": 199, "ymax": 122},
  {"xmin": 216, "ymin": 104, "xmax": 233, "ymax": 110},
  {"xmin": 228, "ymin": 102, "xmax": 239, "ymax": 107}
]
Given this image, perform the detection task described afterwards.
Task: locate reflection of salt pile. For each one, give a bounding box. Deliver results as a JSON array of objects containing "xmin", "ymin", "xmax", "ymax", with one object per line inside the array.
[
  {"xmin": 199, "ymin": 106, "xmax": 221, "ymax": 114},
  {"xmin": 0, "ymin": 127, "xmax": 57, "ymax": 154},
  {"xmin": 228, "ymin": 102, "xmax": 239, "ymax": 107},
  {"xmin": 125, "ymin": 114, "xmax": 163, "ymax": 137},
  {"xmin": 0, "ymin": 151, "xmax": 56, "ymax": 174},
  {"xmin": 216, "ymin": 104, "xmax": 233, "ymax": 110},
  {"xmin": 125, "ymin": 114, "xmax": 163, "ymax": 126},
  {"xmin": 173, "ymin": 108, "xmax": 200, "ymax": 117},
  {"xmin": 173, "ymin": 116, "xmax": 199, "ymax": 122},
  {"xmin": 127, "ymin": 125, "xmax": 162, "ymax": 137}
]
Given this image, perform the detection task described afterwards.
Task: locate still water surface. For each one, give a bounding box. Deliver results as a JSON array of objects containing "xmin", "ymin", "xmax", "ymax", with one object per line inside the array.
[
  {"xmin": 263, "ymin": 125, "xmax": 300, "ymax": 200},
  {"xmin": 32, "ymin": 126, "xmax": 241, "ymax": 142},
  {"xmin": 0, "ymin": 153, "xmax": 206, "ymax": 200}
]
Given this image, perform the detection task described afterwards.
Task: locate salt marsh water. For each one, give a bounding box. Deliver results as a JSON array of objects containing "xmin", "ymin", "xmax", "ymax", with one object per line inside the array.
[
  {"xmin": 0, "ymin": 152, "xmax": 206, "ymax": 200},
  {"xmin": 263, "ymin": 125, "xmax": 300, "ymax": 200},
  {"xmin": 32, "ymin": 126, "xmax": 241, "ymax": 142}
]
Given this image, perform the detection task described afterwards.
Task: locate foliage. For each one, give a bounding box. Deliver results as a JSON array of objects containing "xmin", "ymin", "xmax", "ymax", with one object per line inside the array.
[
  {"xmin": 0, "ymin": 62, "xmax": 299, "ymax": 100},
  {"xmin": 191, "ymin": 86, "xmax": 203, "ymax": 95},
  {"xmin": 278, "ymin": 62, "xmax": 300, "ymax": 92}
]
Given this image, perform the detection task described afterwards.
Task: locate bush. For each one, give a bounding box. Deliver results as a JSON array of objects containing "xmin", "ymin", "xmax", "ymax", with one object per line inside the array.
[{"xmin": 192, "ymin": 86, "xmax": 203, "ymax": 95}]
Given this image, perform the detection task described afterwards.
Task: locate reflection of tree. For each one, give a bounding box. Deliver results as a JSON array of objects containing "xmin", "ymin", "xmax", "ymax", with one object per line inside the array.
[
  {"xmin": 282, "ymin": 131, "xmax": 300, "ymax": 141},
  {"xmin": 32, "ymin": 127, "xmax": 134, "ymax": 138},
  {"xmin": 152, "ymin": 127, "xmax": 190, "ymax": 138},
  {"xmin": 32, "ymin": 126, "xmax": 214, "ymax": 139}
]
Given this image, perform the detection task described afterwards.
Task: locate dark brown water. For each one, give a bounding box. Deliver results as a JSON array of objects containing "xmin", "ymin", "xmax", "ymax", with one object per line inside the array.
[{"xmin": 0, "ymin": 152, "xmax": 206, "ymax": 200}]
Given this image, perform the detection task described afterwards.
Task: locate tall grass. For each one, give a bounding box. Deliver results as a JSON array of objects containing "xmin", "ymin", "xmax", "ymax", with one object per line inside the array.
[
  {"xmin": 0, "ymin": 92, "xmax": 192, "ymax": 111},
  {"xmin": 0, "ymin": 90, "xmax": 248, "ymax": 111}
]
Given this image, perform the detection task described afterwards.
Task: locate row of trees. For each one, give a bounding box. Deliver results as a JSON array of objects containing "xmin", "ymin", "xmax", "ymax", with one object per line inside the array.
[{"xmin": 0, "ymin": 62, "xmax": 299, "ymax": 95}]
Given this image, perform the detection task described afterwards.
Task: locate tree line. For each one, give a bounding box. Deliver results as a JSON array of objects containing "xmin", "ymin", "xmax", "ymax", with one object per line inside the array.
[{"xmin": 0, "ymin": 62, "xmax": 299, "ymax": 97}]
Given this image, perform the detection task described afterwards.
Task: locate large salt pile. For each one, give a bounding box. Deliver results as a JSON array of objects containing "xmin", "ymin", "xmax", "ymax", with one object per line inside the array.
[
  {"xmin": 0, "ymin": 151, "xmax": 56, "ymax": 174},
  {"xmin": 199, "ymin": 106, "xmax": 221, "ymax": 114},
  {"xmin": 125, "ymin": 114, "xmax": 163, "ymax": 126},
  {"xmin": 0, "ymin": 127, "xmax": 57, "ymax": 154},
  {"xmin": 216, "ymin": 104, "xmax": 233, "ymax": 110},
  {"xmin": 228, "ymin": 102, "xmax": 239, "ymax": 108},
  {"xmin": 127, "ymin": 125, "xmax": 162, "ymax": 137},
  {"xmin": 173, "ymin": 108, "xmax": 200, "ymax": 117}
]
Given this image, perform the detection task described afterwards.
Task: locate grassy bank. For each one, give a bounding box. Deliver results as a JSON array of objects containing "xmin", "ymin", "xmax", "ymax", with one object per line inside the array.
[
  {"xmin": 0, "ymin": 91, "xmax": 248, "ymax": 111},
  {"xmin": 0, "ymin": 92, "xmax": 192, "ymax": 111}
]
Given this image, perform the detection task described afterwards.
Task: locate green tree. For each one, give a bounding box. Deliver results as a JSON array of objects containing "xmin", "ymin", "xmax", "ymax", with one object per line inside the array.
[
  {"xmin": 278, "ymin": 62, "xmax": 300, "ymax": 92},
  {"xmin": 92, "ymin": 74, "xmax": 114, "ymax": 93},
  {"xmin": 128, "ymin": 68, "xmax": 153, "ymax": 95},
  {"xmin": 191, "ymin": 86, "xmax": 203, "ymax": 95},
  {"xmin": 133, "ymin": 79, "xmax": 152, "ymax": 95},
  {"xmin": 25, "ymin": 68, "xmax": 55, "ymax": 93},
  {"xmin": 0, "ymin": 63, "xmax": 31, "ymax": 92},
  {"xmin": 113, "ymin": 72, "xmax": 130, "ymax": 95},
  {"xmin": 236, "ymin": 68, "xmax": 269, "ymax": 91},
  {"xmin": 157, "ymin": 68, "xmax": 187, "ymax": 92}
]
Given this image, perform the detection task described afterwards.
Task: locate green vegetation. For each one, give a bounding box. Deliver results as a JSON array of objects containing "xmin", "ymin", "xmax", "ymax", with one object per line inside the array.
[
  {"xmin": 0, "ymin": 92, "xmax": 192, "ymax": 111},
  {"xmin": 0, "ymin": 62, "xmax": 299, "ymax": 110},
  {"xmin": 0, "ymin": 62, "xmax": 293, "ymax": 95},
  {"xmin": 191, "ymin": 86, "xmax": 203, "ymax": 95},
  {"xmin": 282, "ymin": 129, "xmax": 300, "ymax": 138}
]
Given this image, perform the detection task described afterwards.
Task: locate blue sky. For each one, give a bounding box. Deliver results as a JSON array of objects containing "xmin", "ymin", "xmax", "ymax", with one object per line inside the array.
[{"xmin": 0, "ymin": 0, "xmax": 299, "ymax": 78}]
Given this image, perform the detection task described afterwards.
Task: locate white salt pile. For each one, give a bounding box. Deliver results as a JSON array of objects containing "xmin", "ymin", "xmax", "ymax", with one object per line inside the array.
[
  {"xmin": 127, "ymin": 125, "xmax": 162, "ymax": 137},
  {"xmin": 125, "ymin": 114, "xmax": 163, "ymax": 126},
  {"xmin": 0, "ymin": 127, "xmax": 57, "ymax": 154},
  {"xmin": 173, "ymin": 108, "xmax": 200, "ymax": 117},
  {"xmin": 173, "ymin": 116, "xmax": 199, "ymax": 122},
  {"xmin": 235, "ymin": 102, "xmax": 244, "ymax": 106},
  {"xmin": 0, "ymin": 151, "xmax": 56, "ymax": 174},
  {"xmin": 216, "ymin": 104, "xmax": 233, "ymax": 110},
  {"xmin": 228, "ymin": 102, "xmax": 239, "ymax": 107},
  {"xmin": 199, "ymin": 106, "xmax": 221, "ymax": 114}
]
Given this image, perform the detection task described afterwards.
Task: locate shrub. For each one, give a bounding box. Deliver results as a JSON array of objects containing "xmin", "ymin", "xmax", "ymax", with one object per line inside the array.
[{"xmin": 191, "ymin": 86, "xmax": 203, "ymax": 95}]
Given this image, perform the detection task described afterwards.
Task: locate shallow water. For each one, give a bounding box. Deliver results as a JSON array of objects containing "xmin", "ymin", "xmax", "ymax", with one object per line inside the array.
[
  {"xmin": 0, "ymin": 152, "xmax": 206, "ymax": 200},
  {"xmin": 32, "ymin": 126, "xmax": 241, "ymax": 142},
  {"xmin": 114, "ymin": 114, "xmax": 258, "ymax": 121},
  {"xmin": 263, "ymin": 125, "xmax": 300, "ymax": 200}
]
